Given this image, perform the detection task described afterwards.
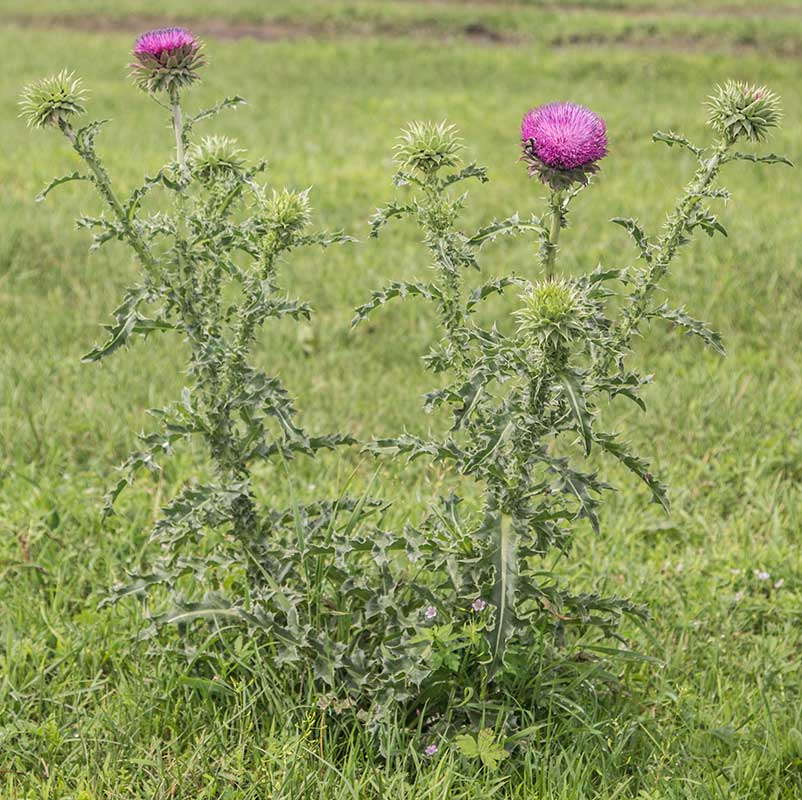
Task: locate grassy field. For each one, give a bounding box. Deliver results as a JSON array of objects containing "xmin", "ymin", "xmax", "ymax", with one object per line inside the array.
[{"xmin": 1, "ymin": 0, "xmax": 801, "ymax": 797}]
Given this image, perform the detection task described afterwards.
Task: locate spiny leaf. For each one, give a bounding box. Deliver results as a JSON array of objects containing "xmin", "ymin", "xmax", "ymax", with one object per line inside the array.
[
  {"xmin": 439, "ymin": 162, "xmax": 488, "ymax": 189},
  {"xmin": 369, "ymin": 201, "xmax": 415, "ymax": 237},
  {"xmin": 351, "ymin": 281, "xmax": 441, "ymax": 326},
  {"xmin": 611, "ymin": 217, "xmax": 653, "ymax": 263},
  {"xmin": 652, "ymin": 130, "xmax": 703, "ymax": 156},
  {"xmin": 35, "ymin": 171, "xmax": 88, "ymax": 202},
  {"xmin": 485, "ymin": 509, "xmax": 518, "ymax": 676},
  {"xmin": 594, "ymin": 432, "xmax": 670, "ymax": 513},
  {"xmin": 81, "ymin": 286, "xmax": 158, "ymax": 363},
  {"xmin": 186, "ymin": 95, "xmax": 247, "ymax": 129},
  {"xmin": 556, "ymin": 368, "xmax": 593, "ymax": 456},
  {"xmin": 467, "ymin": 214, "xmax": 542, "ymax": 249},
  {"xmin": 466, "ymin": 276, "xmax": 519, "ymax": 313},
  {"xmin": 650, "ymin": 303, "xmax": 726, "ymax": 355},
  {"xmin": 727, "ymin": 151, "xmax": 792, "ymax": 167}
]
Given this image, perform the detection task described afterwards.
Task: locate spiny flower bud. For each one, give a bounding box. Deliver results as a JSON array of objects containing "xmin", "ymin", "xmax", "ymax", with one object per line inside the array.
[
  {"xmin": 19, "ymin": 70, "xmax": 87, "ymax": 129},
  {"xmin": 130, "ymin": 27, "xmax": 205, "ymax": 94},
  {"xmin": 706, "ymin": 81, "xmax": 782, "ymax": 144},
  {"xmin": 189, "ymin": 136, "xmax": 246, "ymax": 182},
  {"xmin": 514, "ymin": 279, "xmax": 591, "ymax": 348},
  {"xmin": 521, "ymin": 102, "xmax": 608, "ymax": 191},
  {"xmin": 263, "ymin": 188, "xmax": 312, "ymax": 236},
  {"xmin": 394, "ymin": 120, "xmax": 462, "ymax": 177}
]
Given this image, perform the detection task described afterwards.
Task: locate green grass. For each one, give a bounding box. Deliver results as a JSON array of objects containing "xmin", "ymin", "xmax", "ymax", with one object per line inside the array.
[
  {"xmin": 6, "ymin": 0, "xmax": 802, "ymax": 58},
  {"xmin": 2, "ymin": 3, "xmax": 802, "ymax": 797}
]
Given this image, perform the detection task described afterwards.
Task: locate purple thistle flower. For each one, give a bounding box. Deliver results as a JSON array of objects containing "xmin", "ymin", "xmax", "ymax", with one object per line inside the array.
[
  {"xmin": 521, "ymin": 102, "xmax": 607, "ymax": 190},
  {"xmin": 424, "ymin": 606, "xmax": 437, "ymax": 620},
  {"xmin": 130, "ymin": 27, "xmax": 204, "ymax": 94},
  {"xmin": 134, "ymin": 27, "xmax": 198, "ymax": 58},
  {"xmin": 471, "ymin": 598, "xmax": 487, "ymax": 612},
  {"xmin": 424, "ymin": 744, "xmax": 439, "ymax": 756}
]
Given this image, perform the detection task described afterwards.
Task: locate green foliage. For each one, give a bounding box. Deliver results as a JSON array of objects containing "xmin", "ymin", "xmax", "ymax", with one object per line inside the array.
[{"xmin": 454, "ymin": 728, "xmax": 509, "ymax": 771}]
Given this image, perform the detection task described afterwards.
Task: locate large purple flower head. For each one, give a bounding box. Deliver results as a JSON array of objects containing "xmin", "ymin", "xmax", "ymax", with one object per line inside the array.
[
  {"xmin": 130, "ymin": 27, "xmax": 205, "ymax": 95},
  {"xmin": 521, "ymin": 102, "xmax": 608, "ymax": 190}
]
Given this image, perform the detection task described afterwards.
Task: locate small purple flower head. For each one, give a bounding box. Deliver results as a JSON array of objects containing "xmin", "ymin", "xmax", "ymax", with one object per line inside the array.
[
  {"xmin": 424, "ymin": 606, "xmax": 438, "ymax": 620},
  {"xmin": 130, "ymin": 27, "xmax": 205, "ymax": 95},
  {"xmin": 521, "ymin": 102, "xmax": 608, "ymax": 191},
  {"xmin": 471, "ymin": 598, "xmax": 487, "ymax": 612},
  {"xmin": 424, "ymin": 744, "xmax": 439, "ymax": 757}
]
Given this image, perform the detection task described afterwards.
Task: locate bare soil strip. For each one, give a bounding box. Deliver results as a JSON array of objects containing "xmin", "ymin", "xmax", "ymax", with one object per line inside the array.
[{"xmin": 8, "ymin": 13, "xmax": 802, "ymax": 58}]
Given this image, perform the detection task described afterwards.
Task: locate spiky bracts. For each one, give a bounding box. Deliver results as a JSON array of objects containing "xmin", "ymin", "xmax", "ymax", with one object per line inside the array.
[
  {"xmin": 131, "ymin": 27, "xmax": 205, "ymax": 94},
  {"xmin": 521, "ymin": 102, "xmax": 608, "ymax": 190},
  {"xmin": 189, "ymin": 136, "xmax": 246, "ymax": 182},
  {"xmin": 707, "ymin": 81, "xmax": 782, "ymax": 144},
  {"xmin": 19, "ymin": 71, "xmax": 87, "ymax": 129},
  {"xmin": 514, "ymin": 279, "xmax": 593, "ymax": 350},
  {"xmin": 394, "ymin": 120, "xmax": 463, "ymax": 177}
]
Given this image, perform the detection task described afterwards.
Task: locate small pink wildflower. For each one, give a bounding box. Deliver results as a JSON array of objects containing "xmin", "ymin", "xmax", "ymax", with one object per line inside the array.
[
  {"xmin": 424, "ymin": 744, "xmax": 439, "ymax": 757},
  {"xmin": 754, "ymin": 570, "xmax": 770, "ymax": 581},
  {"xmin": 424, "ymin": 606, "xmax": 437, "ymax": 620},
  {"xmin": 471, "ymin": 598, "xmax": 487, "ymax": 612}
]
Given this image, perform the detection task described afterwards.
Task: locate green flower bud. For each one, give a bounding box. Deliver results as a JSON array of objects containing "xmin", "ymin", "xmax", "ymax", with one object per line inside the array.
[
  {"xmin": 394, "ymin": 120, "xmax": 462, "ymax": 176},
  {"xmin": 263, "ymin": 188, "xmax": 312, "ymax": 236},
  {"xmin": 189, "ymin": 135, "xmax": 246, "ymax": 182},
  {"xmin": 514, "ymin": 279, "xmax": 591, "ymax": 348},
  {"xmin": 706, "ymin": 81, "xmax": 782, "ymax": 144},
  {"xmin": 19, "ymin": 70, "xmax": 87, "ymax": 129}
]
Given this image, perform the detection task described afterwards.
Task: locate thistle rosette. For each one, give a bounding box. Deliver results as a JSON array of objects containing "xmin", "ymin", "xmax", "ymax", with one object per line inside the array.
[
  {"xmin": 521, "ymin": 102, "xmax": 608, "ymax": 190},
  {"xmin": 19, "ymin": 70, "xmax": 87, "ymax": 129},
  {"xmin": 514, "ymin": 278, "xmax": 593, "ymax": 352},
  {"xmin": 394, "ymin": 120, "xmax": 463, "ymax": 178},
  {"xmin": 706, "ymin": 81, "xmax": 782, "ymax": 144},
  {"xmin": 131, "ymin": 27, "xmax": 205, "ymax": 94}
]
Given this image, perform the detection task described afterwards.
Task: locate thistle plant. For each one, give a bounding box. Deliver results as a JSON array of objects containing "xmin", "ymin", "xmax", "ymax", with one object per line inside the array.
[
  {"xmin": 359, "ymin": 85, "xmax": 789, "ymax": 676},
  {"xmin": 20, "ymin": 31, "xmax": 361, "ymax": 641}
]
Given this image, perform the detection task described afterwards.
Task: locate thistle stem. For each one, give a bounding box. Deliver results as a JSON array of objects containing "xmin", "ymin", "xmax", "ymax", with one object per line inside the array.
[
  {"xmin": 616, "ymin": 141, "xmax": 730, "ymax": 353},
  {"xmin": 543, "ymin": 191, "xmax": 563, "ymax": 277},
  {"xmin": 58, "ymin": 120, "xmax": 156, "ymax": 276},
  {"xmin": 170, "ymin": 87, "xmax": 186, "ymax": 171}
]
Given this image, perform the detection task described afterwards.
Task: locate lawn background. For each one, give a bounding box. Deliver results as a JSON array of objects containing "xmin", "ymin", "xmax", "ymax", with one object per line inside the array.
[{"xmin": 1, "ymin": 1, "xmax": 801, "ymax": 797}]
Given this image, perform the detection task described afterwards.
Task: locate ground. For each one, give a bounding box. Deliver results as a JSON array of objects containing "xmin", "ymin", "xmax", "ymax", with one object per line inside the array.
[{"xmin": 1, "ymin": 1, "xmax": 801, "ymax": 797}]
